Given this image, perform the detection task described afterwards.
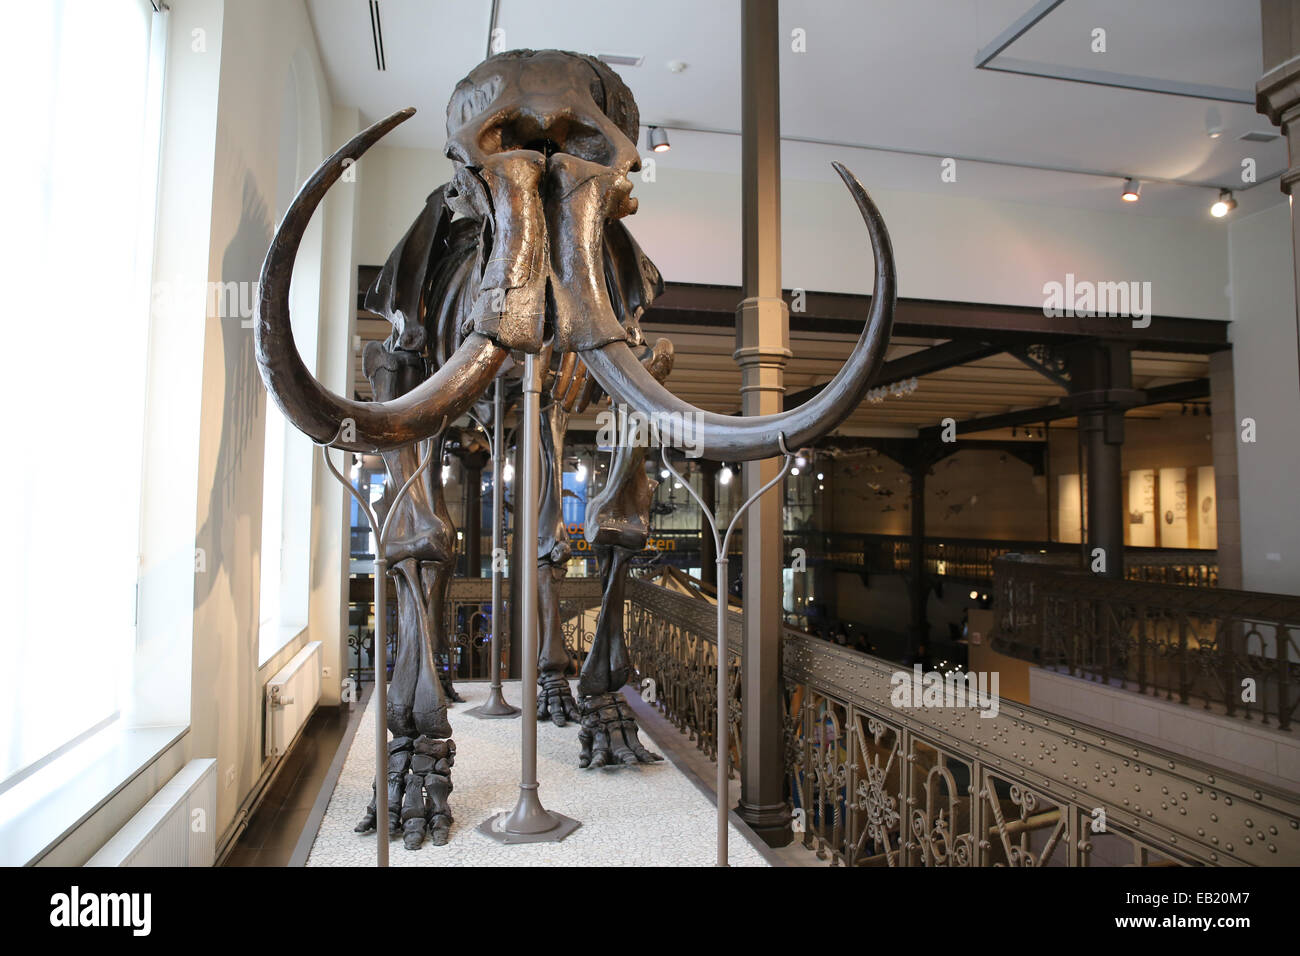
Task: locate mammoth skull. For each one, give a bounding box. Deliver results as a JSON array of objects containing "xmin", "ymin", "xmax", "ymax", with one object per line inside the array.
[{"xmin": 255, "ymin": 49, "xmax": 896, "ymax": 460}]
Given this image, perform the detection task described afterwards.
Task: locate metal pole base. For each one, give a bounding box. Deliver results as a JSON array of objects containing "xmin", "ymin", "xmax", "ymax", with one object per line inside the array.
[
  {"xmin": 465, "ymin": 685, "xmax": 521, "ymax": 719},
  {"xmin": 476, "ymin": 786, "xmax": 581, "ymax": 845}
]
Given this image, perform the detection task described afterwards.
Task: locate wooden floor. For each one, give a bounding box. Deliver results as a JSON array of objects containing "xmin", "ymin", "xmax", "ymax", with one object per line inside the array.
[{"xmin": 222, "ymin": 690, "xmax": 363, "ymax": 867}]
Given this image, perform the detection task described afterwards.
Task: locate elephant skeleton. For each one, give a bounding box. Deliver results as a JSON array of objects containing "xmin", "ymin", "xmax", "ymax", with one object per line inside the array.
[{"xmin": 254, "ymin": 49, "xmax": 896, "ymax": 849}]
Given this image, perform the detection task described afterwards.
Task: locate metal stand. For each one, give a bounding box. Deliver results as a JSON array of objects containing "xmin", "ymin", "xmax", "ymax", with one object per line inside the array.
[
  {"xmin": 661, "ymin": 435, "xmax": 794, "ymax": 866},
  {"xmin": 477, "ymin": 352, "xmax": 581, "ymax": 844},
  {"xmin": 318, "ymin": 423, "xmax": 441, "ymax": 868},
  {"xmin": 466, "ymin": 375, "xmax": 520, "ymax": 719}
]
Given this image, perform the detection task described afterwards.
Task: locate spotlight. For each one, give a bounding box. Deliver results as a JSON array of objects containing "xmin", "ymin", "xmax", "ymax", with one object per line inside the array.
[
  {"xmin": 795, "ymin": 454, "xmax": 808, "ymax": 469},
  {"xmin": 660, "ymin": 468, "xmax": 670, "ymax": 479},
  {"xmin": 647, "ymin": 126, "xmax": 670, "ymax": 152},
  {"xmin": 791, "ymin": 467, "xmax": 800, "ymax": 476},
  {"xmin": 502, "ymin": 461, "xmax": 514, "ymax": 483},
  {"xmin": 969, "ymin": 590, "xmax": 978, "ymax": 600},
  {"xmin": 1210, "ymin": 189, "xmax": 1237, "ymax": 218},
  {"xmin": 719, "ymin": 465, "xmax": 733, "ymax": 486},
  {"xmin": 575, "ymin": 461, "xmax": 587, "ymax": 483},
  {"xmin": 1205, "ymin": 106, "xmax": 1224, "ymax": 139},
  {"xmin": 816, "ymin": 472, "xmax": 824, "ymax": 481},
  {"xmin": 1121, "ymin": 178, "xmax": 1141, "ymax": 202}
]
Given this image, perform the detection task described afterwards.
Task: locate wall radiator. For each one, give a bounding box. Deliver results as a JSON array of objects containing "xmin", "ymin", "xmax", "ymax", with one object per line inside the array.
[
  {"xmin": 264, "ymin": 640, "xmax": 323, "ymax": 758},
  {"xmin": 86, "ymin": 759, "xmax": 216, "ymax": 866}
]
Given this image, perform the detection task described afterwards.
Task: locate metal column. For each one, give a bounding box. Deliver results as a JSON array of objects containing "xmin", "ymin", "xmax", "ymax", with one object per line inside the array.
[
  {"xmin": 467, "ymin": 376, "xmax": 519, "ymax": 719},
  {"xmin": 735, "ymin": 0, "xmax": 793, "ymax": 848},
  {"xmin": 477, "ymin": 354, "xmax": 579, "ymax": 843}
]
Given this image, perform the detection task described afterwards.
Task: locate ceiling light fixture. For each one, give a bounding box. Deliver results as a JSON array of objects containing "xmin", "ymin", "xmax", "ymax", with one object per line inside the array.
[
  {"xmin": 1121, "ymin": 178, "xmax": 1141, "ymax": 202},
  {"xmin": 1210, "ymin": 189, "xmax": 1237, "ymax": 218},
  {"xmin": 1205, "ymin": 106, "xmax": 1224, "ymax": 139},
  {"xmin": 647, "ymin": 126, "xmax": 670, "ymax": 153},
  {"xmin": 597, "ymin": 53, "xmax": 644, "ymax": 67}
]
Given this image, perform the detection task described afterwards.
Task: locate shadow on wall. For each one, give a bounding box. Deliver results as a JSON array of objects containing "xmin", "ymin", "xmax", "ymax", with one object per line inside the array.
[
  {"xmin": 191, "ymin": 166, "xmax": 272, "ymax": 834},
  {"xmin": 195, "ymin": 171, "xmax": 271, "ymax": 608}
]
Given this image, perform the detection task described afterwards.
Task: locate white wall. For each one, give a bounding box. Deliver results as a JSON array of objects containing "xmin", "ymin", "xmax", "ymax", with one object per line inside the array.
[
  {"xmin": 358, "ymin": 144, "xmax": 1231, "ymax": 319},
  {"xmin": 356, "ymin": 145, "xmax": 456, "ymax": 267},
  {"xmin": 1227, "ymin": 202, "xmax": 1300, "ymax": 595},
  {"xmin": 188, "ymin": 0, "xmax": 337, "ymax": 851}
]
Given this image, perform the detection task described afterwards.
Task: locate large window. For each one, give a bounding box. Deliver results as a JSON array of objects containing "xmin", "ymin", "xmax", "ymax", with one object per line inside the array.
[
  {"xmin": 257, "ymin": 56, "xmax": 321, "ymax": 666},
  {"xmin": 0, "ymin": 0, "xmax": 165, "ymax": 785}
]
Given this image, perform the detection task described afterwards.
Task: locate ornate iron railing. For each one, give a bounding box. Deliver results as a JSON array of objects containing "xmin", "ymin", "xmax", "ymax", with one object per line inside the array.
[
  {"xmin": 783, "ymin": 634, "xmax": 1300, "ymax": 866},
  {"xmin": 992, "ymin": 555, "xmax": 1300, "ymax": 731},
  {"xmin": 625, "ymin": 576, "xmax": 743, "ymax": 771},
  {"xmin": 849, "ymin": 533, "xmax": 1218, "ymax": 587},
  {"xmin": 622, "ymin": 576, "xmax": 1300, "ymax": 866}
]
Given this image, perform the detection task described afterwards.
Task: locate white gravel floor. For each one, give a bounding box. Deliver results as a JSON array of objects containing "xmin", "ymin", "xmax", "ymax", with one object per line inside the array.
[{"xmin": 306, "ymin": 680, "xmax": 770, "ymax": 866}]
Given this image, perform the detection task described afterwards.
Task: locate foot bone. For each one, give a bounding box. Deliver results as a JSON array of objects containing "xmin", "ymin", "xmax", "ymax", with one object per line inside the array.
[{"xmin": 578, "ymin": 693, "xmax": 663, "ymax": 769}]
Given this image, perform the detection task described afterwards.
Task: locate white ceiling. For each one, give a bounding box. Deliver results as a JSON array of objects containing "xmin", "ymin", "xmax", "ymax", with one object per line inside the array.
[{"xmin": 306, "ymin": 0, "xmax": 1287, "ymax": 218}]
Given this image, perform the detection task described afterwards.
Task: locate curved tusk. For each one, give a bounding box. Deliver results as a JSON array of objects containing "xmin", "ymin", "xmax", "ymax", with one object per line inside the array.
[
  {"xmin": 255, "ymin": 108, "xmax": 509, "ymax": 452},
  {"xmin": 579, "ymin": 162, "xmax": 896, "ymax": 462}
]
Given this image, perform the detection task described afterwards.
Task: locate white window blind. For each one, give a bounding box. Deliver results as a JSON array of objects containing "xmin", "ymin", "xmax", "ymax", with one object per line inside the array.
[{"xmin": 0, "ymin": 0, "xmax": 165, "ymax": 786}]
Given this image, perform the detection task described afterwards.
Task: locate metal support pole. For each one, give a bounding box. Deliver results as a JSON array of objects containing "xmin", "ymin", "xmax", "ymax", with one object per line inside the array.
[
  {"xmin": 478, "ymin": 353, "xmax": 580, "ymax": 843},
  {"xmin": 372, "ymin": 554, "xmax": 389, "ymax": 867},
  {"xmin": 318, "ymin": 429, "xmax": 439, "ymax": 867},
  {"xmin": 715, "ymin": 554, "xmax": 728, "ymax": 861},
  {"xmin": 464, "ymin": 466, "xmax": 482, "ymax": 577},
  {"xmin": 699, "ymin": 458, "xmax": 719, "ymax": 586},
  {"xmin": 1084, "ymin": 410, "xmax": 1125, "ymax": 578},
  {"xmin": 1065, "ymin": 342, "xmax": 1135, "ymax": 578},
  {"xmin": 908, "ymin": 455, "xmax": 928, "ymax": 661},
  {"xmin": 662, "ymin": 438, "xmax": 794, "ymax": 866},
  {"xmin": 468, "ymin": 376, "xmax": 520, "ymax": 719}
]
